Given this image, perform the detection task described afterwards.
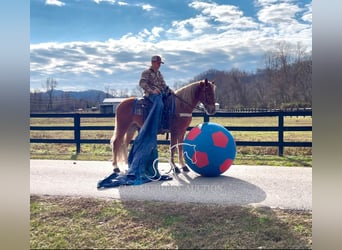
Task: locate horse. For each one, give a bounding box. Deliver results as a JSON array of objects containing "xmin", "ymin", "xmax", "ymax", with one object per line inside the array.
[{"xmin": 110, "ymin": 78, "xmax": 216, "ymax": 174}]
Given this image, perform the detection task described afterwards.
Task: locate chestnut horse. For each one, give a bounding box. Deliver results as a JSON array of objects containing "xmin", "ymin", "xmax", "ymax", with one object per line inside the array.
[{"xmin": 110, "ymin": 78, "xmax": 216, "ymax": 174}]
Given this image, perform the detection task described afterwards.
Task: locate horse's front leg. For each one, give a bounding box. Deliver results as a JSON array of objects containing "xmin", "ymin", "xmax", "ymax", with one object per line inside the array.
[
  {"xmin": 170, "ymin": 134, "xmax": 190, "ymax": 174},
  {"xmin": 176, "ymin": 141, "xmax": 190, "ymax": 172},
  {"xmin": 170, "ymin": 139, "xmax": 181, "ymax": 174}
]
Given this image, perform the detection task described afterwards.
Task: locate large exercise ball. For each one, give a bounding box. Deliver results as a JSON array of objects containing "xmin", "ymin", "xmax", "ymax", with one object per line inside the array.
[{"xmin": 183, "ymin": 122, "xmax": 236, "ymax": 177}]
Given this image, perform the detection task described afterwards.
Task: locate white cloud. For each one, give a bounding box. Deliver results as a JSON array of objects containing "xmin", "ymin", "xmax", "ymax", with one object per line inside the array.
[
  {"xmin": 140, "ymin": 4, "xmax": 154, "ymax": 11},
  {"xmin": 92, "ymin": 0, "xmax": 154, "ymax": 12},
  {"xmin": 189, "ymin": 1, "xmax": 257, "ymax": 29},
  {"xmin": 118, "ymin": 1, "xmax": 128, "ymax": 6},
  {"xmin": 302, "ymin": 3, "xmax": 312, "ymax": 23},
  {"xmin": 166, "ymin": 15, "xmax": 211, "ymax": 39},
  {"xmin": 255, "ymin": 0, "xmax": 292, "ymax": 7},
  {"xmin": 191, "ymin": 1, "xmax": 242, "ymax": 22},
  {"xmin": 146, "ymin": 26, "xmax": 164, "ymax": 41},
  {"xmin": 151, "ymin": 27, "xmax": 163, "ymax": 37},
  {"xmin": 45, "ymin": 0, "xmax": 65, "ymax": 6},
  {"xmin": 254, "ymin": 1, "xmax": 311, "ymax": 48},
  {"xmin": 93, "ymin": 0, "xmax": 116, "ymax": 4},
  {"xmin": 257, "ymin": 2, "xmax": 301, "ymax": 24}
]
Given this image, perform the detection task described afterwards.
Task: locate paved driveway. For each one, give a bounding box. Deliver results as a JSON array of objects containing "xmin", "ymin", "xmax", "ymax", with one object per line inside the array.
[{"xmin": 30, "ymin": 159, "xmax": 312, "ymax": 210}]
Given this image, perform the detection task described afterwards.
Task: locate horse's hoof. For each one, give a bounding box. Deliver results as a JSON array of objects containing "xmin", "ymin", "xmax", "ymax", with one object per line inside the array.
[
  {"xmin": 113, "ymin": 168, "xmax": 121, "ymax": 173},
  {"xmin": 174, "ymin": 167, "xmax": 181, "ymax": 174},
  {"xmin": 182, "ymin": 166, "xmax": 190, "ymax": 172}
]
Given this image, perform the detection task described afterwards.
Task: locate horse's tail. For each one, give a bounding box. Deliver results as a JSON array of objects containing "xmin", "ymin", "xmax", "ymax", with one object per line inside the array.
[
  {"xmin": 110, "ymin": 118, "xmax": 129, "ymax": 165},
  {"xmin": 110, "ymin": 97, "xmax": 139, "ymax": 166}
]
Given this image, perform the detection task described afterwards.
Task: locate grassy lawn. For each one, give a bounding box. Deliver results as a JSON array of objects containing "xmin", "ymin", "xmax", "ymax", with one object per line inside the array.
[{"xmin": 31, "ymin": 195, "xmax": 312, "ymax": 249}]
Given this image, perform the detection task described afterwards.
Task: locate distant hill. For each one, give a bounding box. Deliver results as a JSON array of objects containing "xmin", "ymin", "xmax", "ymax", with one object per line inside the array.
[
  {"xmin": 30, "ymin": 89, "xmax": 116, "ymax": 112},
  {"xmin": 52, "ymin": 89, "xmax": 114, "ymax": 103}
]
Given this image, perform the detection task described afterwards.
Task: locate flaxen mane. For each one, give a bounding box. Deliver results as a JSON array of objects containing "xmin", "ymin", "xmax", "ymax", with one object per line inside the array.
[{"xmin": 174, "ymin": 81, "xmax": 201, "ymax": 104}]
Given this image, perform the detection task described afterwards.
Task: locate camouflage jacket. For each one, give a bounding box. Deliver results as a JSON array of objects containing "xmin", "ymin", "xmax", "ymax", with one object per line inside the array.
[{"xmin": 139, "ymin": 67, "xmax": 167, "ymax": 95}]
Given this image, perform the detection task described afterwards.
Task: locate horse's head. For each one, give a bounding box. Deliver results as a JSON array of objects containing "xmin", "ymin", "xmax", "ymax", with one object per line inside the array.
[{"xmin": 198, "ymin": 78, "xmax": 216, "ymax": 115}]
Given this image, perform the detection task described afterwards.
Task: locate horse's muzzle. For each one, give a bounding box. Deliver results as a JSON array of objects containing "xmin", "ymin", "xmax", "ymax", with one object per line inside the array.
[{"xmin": 205, "ymin": 105, "xmax": 216, "ymax": 115}]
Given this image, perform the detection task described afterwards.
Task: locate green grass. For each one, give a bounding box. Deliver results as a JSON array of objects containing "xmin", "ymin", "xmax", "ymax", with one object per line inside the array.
[
  {"xmin": 29, "ymin": 144, "xmax": 312, "ymax": 167},
  {"xmin": 30, "ymin": 195, "xmax": 312, "ymax": 249}
]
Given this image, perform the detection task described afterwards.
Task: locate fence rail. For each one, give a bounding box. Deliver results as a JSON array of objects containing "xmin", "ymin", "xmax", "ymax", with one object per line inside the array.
[{"xmin": 30, "ymin": 110, "xmax": 312, "ymax": 156}]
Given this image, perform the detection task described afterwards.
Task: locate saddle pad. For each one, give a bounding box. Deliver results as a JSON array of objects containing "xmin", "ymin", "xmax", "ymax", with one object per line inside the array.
[
  {"xmin": 132, "ymin": 95, "xmax": 175, "ymax": 120},
  {"xmin": 133, "ymin": 98, "xmax": 152, "ymax": 119}
]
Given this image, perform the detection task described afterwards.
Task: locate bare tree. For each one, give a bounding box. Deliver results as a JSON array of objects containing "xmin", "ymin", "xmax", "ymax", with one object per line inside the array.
[
  {"xmin": 44, "ymin": 77, "xmax": 57, "ymax": 111},
  {"xmin": 131, "ymin": 85, "xmax": 144, "ymax": 97},
  {"xmin": 104, "ymin": 85, "xmax": 110, "ymax": 98},
  {"xmin": 292, "ymin": 44, "xmax": 312, "ymax": 105}
]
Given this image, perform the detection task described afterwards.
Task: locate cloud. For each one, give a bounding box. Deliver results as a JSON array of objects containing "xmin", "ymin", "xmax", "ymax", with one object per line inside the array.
[
  {"xmin": 140, "ymin": 4, "xmax": 154, "ymax": 11},
  {"xmin": 166, "ymin": 14, "xmax": 213, "ymax": 39},
  {"xmin": 92, "ymin": 0, "xmax": 153, "ymax": 11},
  {"xmin": 190, "ymin": 1, "xmax": 258, "ymax": 29},
  {"xmin": 118, "ymin": 1, "xmax": 128, "ymax": 6},
  {"xmin": 93, "ymin": 0, "xmax": 116, "ymax": 4},
  {"xmin": 257, "ymin": 2, "xmax": 301, "ymax": 24},
  {"xmin": 254, "ymin": 1, "xmax": 312, "ymax": 44},
  {"xmin": 255, "ymin": 0, "xmax": 313, "ymax": 25},
  {"xmin": 302, "ymin": 3, "xmax": 312, "ymax": 22},
  {"xmin": 45, "ymin": 0, "xmax": 65, "ymax": 6}
]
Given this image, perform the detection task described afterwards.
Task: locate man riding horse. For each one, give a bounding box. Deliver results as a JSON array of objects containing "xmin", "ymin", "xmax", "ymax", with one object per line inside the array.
[
  {"xmin": 139, "ymin": 55, "xmax": 173, "ymax": 133},
  {"xmin": 97, "ymin": 55, "xmax": 174, "ymax": 187}
]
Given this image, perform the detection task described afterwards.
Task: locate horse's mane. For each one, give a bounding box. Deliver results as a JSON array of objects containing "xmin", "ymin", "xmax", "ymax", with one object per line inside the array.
[{"xmin": 174, "ymin": 80, "xmax": 202, "ymax": 104}]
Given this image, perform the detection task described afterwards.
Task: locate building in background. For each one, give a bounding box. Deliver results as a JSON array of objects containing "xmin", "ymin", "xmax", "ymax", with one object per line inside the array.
[{"xmin": 100, "ymin": 98, "xmax": 126, "ymax": 114}]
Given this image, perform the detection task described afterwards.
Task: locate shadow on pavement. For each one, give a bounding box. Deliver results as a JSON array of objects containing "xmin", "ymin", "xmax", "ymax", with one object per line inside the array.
[{"xmin": 117, "ymin": 172, "xmax": 266, "ymax": 205}]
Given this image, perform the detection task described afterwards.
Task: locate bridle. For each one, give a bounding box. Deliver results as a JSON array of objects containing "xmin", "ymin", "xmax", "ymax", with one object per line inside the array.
[{"xmin": 201, "ymin": 82, "xmax": 215, "ymax": 107}]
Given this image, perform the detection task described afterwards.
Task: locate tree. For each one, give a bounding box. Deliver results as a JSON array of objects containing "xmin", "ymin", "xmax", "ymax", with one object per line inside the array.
[
  {"xmin": 131, "ymin": 85, "xmax": 144, "ymax": 97},
  {"xmin": 44, "ymin": 77, "xmax": 58, "ymax": 111},
  {"xmin": 104, "ymin": 85, "xmax": 110, "ymax": 98},
  {"xmin": 263, "ymin": 41, "xmax": 312, "ymax": 108}
]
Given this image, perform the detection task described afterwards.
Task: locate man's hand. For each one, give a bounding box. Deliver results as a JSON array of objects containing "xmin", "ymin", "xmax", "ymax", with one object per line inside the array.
[{"xmin": 152, "ymin": 88, "xmax": 161, "ymax": 94}]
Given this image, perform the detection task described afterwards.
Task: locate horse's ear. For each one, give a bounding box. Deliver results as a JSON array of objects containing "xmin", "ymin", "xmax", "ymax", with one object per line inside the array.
[{"xmin": 200, "ymin": 78, "xmax": 208, "ymax": 87}]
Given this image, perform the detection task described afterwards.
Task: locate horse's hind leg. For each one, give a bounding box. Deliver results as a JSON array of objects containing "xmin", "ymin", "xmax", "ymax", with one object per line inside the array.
[
  {"xmin": 116, "ymin": 123, "xmax": 138, "ymax": 167},
  {"xmin": 111, "ymin": 117, "xmax": 135, "ymax": 173},
  {"xmin": 111, "ymin": 131, "xmax": 125, "ymax": 173},
  {"xmin": 125, "ymin": 124, "xmax": 138, "ymax": 147}
]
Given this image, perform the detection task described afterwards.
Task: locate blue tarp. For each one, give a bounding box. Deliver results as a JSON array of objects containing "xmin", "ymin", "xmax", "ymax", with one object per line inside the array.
[{"xmin": 97, "ymin": 94, "xmax": 172, "ymax": 188}]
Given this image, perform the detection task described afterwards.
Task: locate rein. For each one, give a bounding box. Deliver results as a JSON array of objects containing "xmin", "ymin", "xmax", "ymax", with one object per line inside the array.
[
  {"xmin": 172, "ymin": 93, "xmax": 194, "ymax": 110},
  {"xmin": 172, "ymin": 92, "xmax": 206, "ymax": 115}
]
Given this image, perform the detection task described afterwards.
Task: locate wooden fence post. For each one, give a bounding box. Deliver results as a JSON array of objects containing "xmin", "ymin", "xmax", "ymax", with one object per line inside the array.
[
  {"xmin": 203, "ymin": 113, "xmax": 210, "ymax": 123},
  {"xmin": 278, "ymin": 111, "xmax": 284, "ymax": 156},
  {"xmin": 74, "ymin": 113, "xmax": 81, "ymax": 153}
]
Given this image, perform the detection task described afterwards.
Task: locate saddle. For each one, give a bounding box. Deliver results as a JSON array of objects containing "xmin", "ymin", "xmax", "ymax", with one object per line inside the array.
[{"xmin": 132, "ymin": 94, "xmax": 175, "ymax": 133}]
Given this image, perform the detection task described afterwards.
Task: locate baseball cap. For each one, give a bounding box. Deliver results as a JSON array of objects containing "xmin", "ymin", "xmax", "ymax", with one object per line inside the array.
[{"xmin": 151, "ymin": 55, "xmax": 164, "ymax": 64}]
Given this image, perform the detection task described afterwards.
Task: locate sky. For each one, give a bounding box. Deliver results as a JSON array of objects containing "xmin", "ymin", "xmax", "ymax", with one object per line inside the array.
[{"xmin": 30, "ymin": 0, "xmax": 312, "ymax": 93}]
